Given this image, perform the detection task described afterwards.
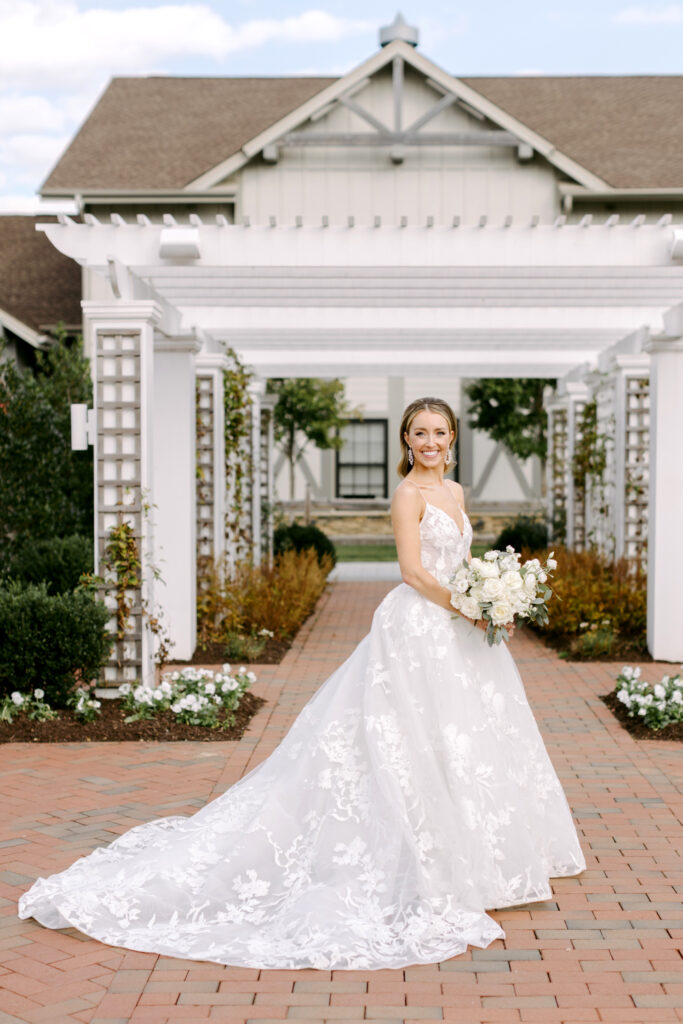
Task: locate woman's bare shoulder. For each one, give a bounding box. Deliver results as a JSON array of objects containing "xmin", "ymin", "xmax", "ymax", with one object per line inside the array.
[{"xmin": 391, "ymin": 479, "xmax": 424, "ymax": 515}]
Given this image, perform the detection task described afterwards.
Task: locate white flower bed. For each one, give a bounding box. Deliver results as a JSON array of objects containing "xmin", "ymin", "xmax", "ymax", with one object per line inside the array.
[
  {"xmin": 119, "ymin": 664, "xmax": 256, "ymax": 729},
  {"xmin": 615, "ymin": 665, "xmax": 683, "ymax": 730}
]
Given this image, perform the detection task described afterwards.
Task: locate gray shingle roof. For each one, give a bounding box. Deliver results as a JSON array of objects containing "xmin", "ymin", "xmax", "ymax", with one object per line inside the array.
[
  {"xmin": 0, "ymin": 217, "xmax": 81, "ymax": 334},
  {"xmin": 41, "ymin": 73, "xmax": 683, "ymax": 193}
]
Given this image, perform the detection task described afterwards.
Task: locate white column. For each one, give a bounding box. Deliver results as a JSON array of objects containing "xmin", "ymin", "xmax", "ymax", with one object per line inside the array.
[
  {"xmin": 153, "ymin": 333, "xmax": 202, "ymax": 660},
  {"xmin": 645, "ymin": 314, "xmax": 683, "ymax": 661},
  {"xmin": 83, "ymin": 299, "xmax": 162, "ymax": 691}
]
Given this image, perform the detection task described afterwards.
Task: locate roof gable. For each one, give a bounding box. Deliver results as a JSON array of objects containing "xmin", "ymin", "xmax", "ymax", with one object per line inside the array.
[{"xmin": 189, "ymin": 40, "xmax": 607, "ymax": 192}]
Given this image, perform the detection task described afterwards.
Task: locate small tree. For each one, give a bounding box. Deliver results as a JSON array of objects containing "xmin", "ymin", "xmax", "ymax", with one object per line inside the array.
[
  {"xmin": 464, "ymin": 378, "xmax": 555, "ymax": 472},
  {"xmin": 0, "ymin": 330, "xmax": 93, "ymax": 556},
  {"xmin": 268, "ymin": 378, "xmax": 355, "ymax": 499}
]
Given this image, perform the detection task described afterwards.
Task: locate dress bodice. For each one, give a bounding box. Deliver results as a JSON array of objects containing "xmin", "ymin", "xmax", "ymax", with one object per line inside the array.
[{"xmin": 419, "ymin": 502, "xmax": 472, "ymax": 581}]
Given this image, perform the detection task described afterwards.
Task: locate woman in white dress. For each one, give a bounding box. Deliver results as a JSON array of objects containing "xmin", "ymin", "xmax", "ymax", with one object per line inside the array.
[{"xmin": 18, "ymin": 396, "xmax": 585, "ymax": 970}]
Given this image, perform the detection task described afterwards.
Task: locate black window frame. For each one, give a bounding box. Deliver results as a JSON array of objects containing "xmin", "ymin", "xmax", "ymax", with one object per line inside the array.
[{"xmin": 335, "ymin": 418, "xmax": 389, "ymax": 499}]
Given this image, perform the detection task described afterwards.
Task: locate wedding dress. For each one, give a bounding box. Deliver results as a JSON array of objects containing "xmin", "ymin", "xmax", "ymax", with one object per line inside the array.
[{"xmin": 18, "ymin": 503, "xmax": 585, "ymax": 969}]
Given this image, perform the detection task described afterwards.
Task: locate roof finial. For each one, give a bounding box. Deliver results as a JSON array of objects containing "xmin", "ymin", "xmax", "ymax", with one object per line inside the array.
[{"xmin": 379, "ymin": 12, "xmax": 419, "ymax": 47}]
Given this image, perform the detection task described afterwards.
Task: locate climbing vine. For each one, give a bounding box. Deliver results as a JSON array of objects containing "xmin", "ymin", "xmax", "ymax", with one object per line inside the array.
[
  {"xmin": 572, "ymin": 396, "xmax": 615, "ymax": 553},
  {"xmin": 223, "ymin": 349, "xmax": 252, "ymax": 554}
]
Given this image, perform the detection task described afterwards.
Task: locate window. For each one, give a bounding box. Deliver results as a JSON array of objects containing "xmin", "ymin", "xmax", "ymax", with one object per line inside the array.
[{"xmin": 336, "ymin": 419, "xmax": 388, "ymax": 499}]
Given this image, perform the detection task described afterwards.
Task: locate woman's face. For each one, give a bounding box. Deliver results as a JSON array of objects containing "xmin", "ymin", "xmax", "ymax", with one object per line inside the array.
[{"xmin": 405, "ymin": 410, "xmax": 454, "ymax": 469}]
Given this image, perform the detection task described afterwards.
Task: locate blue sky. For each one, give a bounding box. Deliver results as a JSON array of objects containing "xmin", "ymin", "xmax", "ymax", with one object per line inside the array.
[{"xmin": 1, "ymin": 0, "xmax": 682, "ymax": 212}]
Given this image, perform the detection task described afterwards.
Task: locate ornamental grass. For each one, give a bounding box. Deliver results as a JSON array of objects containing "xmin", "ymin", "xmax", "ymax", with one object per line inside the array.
[
  {"xmin": 522, "ymin": 546, "xmax": 647, "ymax": 658},
  {"xmin": 197, "ymin": 547, "xmax": 332, "ymax": 650}
]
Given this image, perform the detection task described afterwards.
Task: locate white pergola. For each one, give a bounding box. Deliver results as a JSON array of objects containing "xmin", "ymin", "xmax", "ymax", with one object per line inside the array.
[{"xmin": 44, "ymin": 214, "xmax": 683, "ymax": 679}]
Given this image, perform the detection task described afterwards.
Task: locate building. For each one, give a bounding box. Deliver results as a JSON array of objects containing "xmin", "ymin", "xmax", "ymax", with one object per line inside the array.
[{"xmin": 31, "ymin": 14, "xmax": 683, "ymax": 675}]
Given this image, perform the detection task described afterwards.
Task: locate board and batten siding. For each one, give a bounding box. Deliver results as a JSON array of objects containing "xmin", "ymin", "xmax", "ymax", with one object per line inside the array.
[{"xmin": 233, "ymin": 66, "xmax": 560, "ymax": 227}]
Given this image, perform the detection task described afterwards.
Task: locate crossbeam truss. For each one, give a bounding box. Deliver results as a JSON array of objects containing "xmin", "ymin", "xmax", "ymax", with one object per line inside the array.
[{"xmin": 268, "ymin": 57, "xmax": 521, "ymax": 163}]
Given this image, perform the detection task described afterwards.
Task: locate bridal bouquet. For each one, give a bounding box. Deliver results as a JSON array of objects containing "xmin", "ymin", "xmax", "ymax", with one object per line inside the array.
[{"xmin": 446, "ymin": 546, "xmax": 557, "ymax": 646}]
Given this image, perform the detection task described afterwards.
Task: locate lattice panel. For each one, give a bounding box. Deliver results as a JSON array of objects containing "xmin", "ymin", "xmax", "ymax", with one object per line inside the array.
[
  {"xmin": 196, "ymin": 375, "xmax": 215, "ymax": 588},
  {"xmin": 590, "ymin": 382, "xmax": 617, "ymax": 557},
  {"xmin": 96, "ymin": 331, "xmax": 143, "ymax": 688},
  {"xmin": 624, "ymin": 375, "xmax": 650, "ymax": 568},
  {"xmin": 549, "ymin": 408, "xmax": 568, "ymax": 544},
  {"xmin": 571, "ymin": 400, "xmax": 587, "ymax": 551}
]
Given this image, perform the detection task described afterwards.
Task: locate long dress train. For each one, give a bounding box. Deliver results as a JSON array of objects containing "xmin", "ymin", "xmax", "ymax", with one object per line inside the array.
[{"xmin": 18, "ymin": 504, "xmax": 585, "ymax": 969}]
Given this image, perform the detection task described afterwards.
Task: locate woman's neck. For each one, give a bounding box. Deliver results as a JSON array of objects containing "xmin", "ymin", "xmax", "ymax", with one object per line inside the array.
[{"xmin": 409, "ymin": 468, "xmax": 445, "ymax": 489}]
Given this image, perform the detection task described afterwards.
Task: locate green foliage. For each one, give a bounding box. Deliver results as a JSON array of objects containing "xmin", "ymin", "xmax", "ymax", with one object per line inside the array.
[
  {"xmin": 0, "ymin": 689, "xmax": 57, "ymax": 724},
  {"xmin": 1, "ymin": 534, "xmax": 93, "ymax": 593},
  {"xmin": 614, "ymin": 666, "xmax": 683, "ymax": 731},
  {"xmin": 0, "ymin": 582, "xmax": 112, "ymax": 705},
  {"xmin": 268, "ymin": 378, "xmax": 355, "ymax": 498},
  {"xmin": 465, "ymin": 378, "xmax": 554, "ymax": 464},
  {"xmin": 222, "ymin": 352, "xmax": 252, "ymax": 551},
  {"xmin": 524, "ymin": 546, "xmax": 647, "ymax": 656},
  {"xmin": 0, "ymin": 331, "xmax": 93, "ymax": 551},
  {"xmin": 495, "ymin": 516, "xmax": 548, "ymax": 552},
  {"xmin": 274, "ymin": 521, "xmax": 337, "ymax": 567}
]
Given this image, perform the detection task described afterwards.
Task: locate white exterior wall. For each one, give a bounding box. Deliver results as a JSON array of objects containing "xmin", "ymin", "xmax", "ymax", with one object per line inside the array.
[{"xmin": 235, "ymin": 67, "xmax": 559, "ymax": 227}]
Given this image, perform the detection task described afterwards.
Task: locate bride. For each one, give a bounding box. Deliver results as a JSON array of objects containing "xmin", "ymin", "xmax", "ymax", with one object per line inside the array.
[{"xmin": 18, "ymin": 396, "xmax": 585, "ymax": 970}]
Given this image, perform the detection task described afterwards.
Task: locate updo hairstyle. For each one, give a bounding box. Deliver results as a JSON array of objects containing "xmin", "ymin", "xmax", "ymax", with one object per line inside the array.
[{"xmin": 397, "ymin": 397, "xmax": 458, "ymax": 478}]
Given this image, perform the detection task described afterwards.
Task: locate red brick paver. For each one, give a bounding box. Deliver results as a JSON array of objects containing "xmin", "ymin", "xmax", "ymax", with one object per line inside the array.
[{"xmin": 1, "ymin": 580, "xmax": 682, "ymax": 1024}]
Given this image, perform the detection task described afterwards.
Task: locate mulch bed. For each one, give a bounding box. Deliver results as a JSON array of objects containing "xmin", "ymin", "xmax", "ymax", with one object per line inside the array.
[
  {"xmin": 0, "ymin": 691, "xmax": 266, "ymax": 744},
  {"xmin": 600, "ymin": 690, "xmax": 683, "ymax": 743},
  {"xmin": 171, "ymin": 635, "xmax": 291, "ymax": 666},
  {"xmin": 536, "ymin": 631, "xmax": 652, "ymax": 663}
]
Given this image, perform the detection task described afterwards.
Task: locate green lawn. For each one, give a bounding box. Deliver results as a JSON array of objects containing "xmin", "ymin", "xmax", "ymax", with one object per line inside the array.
[{"xmin": 336, "ymin": 541, "xmax": 489, "ymax": 562}]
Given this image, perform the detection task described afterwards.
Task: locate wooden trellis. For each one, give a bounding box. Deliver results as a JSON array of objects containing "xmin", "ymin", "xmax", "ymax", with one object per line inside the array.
[
  {"xmin": 95, "ymin": 330, "xmax": 144, "ymax": 688},
  {"xmin": 623, "ymin": 375, "xmax": 650, "ymax": 568},
  {"xmin": 196, "ymin": 374, "xmax": 215, "ymax": 588}
]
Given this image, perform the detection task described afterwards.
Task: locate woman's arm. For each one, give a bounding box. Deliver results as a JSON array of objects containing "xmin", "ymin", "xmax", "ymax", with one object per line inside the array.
[{"xmin": 391, "ymin": 485, "xmax": 454, "ymax": 612}]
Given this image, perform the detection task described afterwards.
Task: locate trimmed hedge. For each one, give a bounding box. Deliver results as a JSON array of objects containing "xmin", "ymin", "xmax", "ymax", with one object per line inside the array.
[
  {"xmin": 0, "ymin": 583, "xmax": 111, "ymax": 706},
  {"xmin": 2, "ymin": 534, "xmax": 93, "ymax": 593},
  {"xmin": 274, "ymin": 521, "xmax": 337, "ymax": 568},
  {"xmin": 495, "ymin": 515, "xmax": 548, "ymax": 553}
]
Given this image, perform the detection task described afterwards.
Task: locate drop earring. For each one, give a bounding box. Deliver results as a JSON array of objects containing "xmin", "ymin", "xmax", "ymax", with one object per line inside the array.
[
  {"xmin": 407, "ymin": 447, "xmax": 414, "ymax": 467},
  {"xmin": 444, "ymin": 448, "xmax": 451, "ymax": 466}
]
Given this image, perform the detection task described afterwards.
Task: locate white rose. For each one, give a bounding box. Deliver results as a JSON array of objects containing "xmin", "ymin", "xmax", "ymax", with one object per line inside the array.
[
  {"xmin": 10, "ymin": 692, "xmax": 24, "ymax": 706},
  {"xmin": 470, "ymin": 558, "xmax": 484, "ymax": 573},
  {"xmin": 546, "ymin": 557, "xmax": 558, "ymax": 570},
  {"xmin": 458, "ymin": 596, "xmax": 481, "ymax": 620},
  {"xmin": 500, "ymin": 554, "xmax": 518, "ymax": 572},
  {"xmin": 204, "ymin": 682, "xmax": 216, "ymax": 695},
  {"xmin": 489, "ymin": 601, "xmax": 513, "ymax": 626},
  {"xmin": 484, "ymin": 550, "xmax": 498, "ymax": 561},
  {"xmin": 538, "ymin": 570, "xmax": 547, "ymax": 584},
  {"xmin": 482, "ymin": 577, "xmax": 504, "ymax": 600},
  {"xmin": 501, "ymin": 570, "xmax": 523, "ymax": 592},
  {"xmin": 523, "ymin": 573, "xmax": 537, "ymax": 595},
  {"xmin": 653, "ymin": 684, "xmax": 666, "ymax": 699},
  {"xmin": 479, "ymin": 561, "xmax": 500, "ymax": 579},
  {"xmin": 469, "ymin": 585, "xmax": 485, "ymax": 604},
  {"xmin": 33, "ymin": 688, "xmax": 45, "ymax": 700}
]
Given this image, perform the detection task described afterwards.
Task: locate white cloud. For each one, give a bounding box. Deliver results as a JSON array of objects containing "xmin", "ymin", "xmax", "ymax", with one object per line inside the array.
[
  {"xmin": 513, "ymin": 69, "xmax": 546, "ymax": 76},
  {"xmin": 2, "ymin": 133, "xmax": 70, "ymax": 183},
  {"xmin": 614, "ymin": 4, "xmax": 683, "ymax": 23},
  {"xmin": 0, "ymin": 94, "xmax": 67, "ymax": 134},
  {"xmin": 0, "ymin": 2, "xmax": 374, "ymax": 90}
]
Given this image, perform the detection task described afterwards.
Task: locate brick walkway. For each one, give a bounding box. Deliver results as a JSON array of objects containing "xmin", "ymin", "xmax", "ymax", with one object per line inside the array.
[{"xmin": 1, "ymin": 580, "xmax": 682, "ymax": 1024}]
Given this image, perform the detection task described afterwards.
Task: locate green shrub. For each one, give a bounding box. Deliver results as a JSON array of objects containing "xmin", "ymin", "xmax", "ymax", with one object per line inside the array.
[
  {"xmin": 495, "ymin": 515, "xmax": 548, "ymax": 552},
  {"xmin": 274, "ymin": 521, "xmax": 337, "ymax": 567},
  {"xmin": 523, "ymin": 546, "xmax": 647, "ymax": 655},
  {"xmin": 0, "ymin": 583, "xmax": 112, "ymax": 705},
  {"xmin": 2, "ymin": 534, "xmax": 93, "ymax": 593},
  {"xmin": 0, "ymin": 332, "xmax": 93, "ymax": 547}
]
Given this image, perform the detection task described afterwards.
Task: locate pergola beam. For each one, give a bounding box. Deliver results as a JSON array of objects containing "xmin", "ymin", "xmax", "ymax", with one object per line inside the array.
[{"xmin": 281, "ymin": 130, "xmax": 518, "ymax": 147}]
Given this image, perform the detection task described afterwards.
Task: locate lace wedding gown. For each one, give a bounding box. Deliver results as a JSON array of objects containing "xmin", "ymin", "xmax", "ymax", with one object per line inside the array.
[{"xmin": 19, "ymin": 503, "xmax": 585, "ymax": 969}]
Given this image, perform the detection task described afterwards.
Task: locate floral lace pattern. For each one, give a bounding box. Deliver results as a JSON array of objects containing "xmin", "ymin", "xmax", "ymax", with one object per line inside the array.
[{"xmin": 18, "ymin": 502, "xmax": 585, "ymax": 969}]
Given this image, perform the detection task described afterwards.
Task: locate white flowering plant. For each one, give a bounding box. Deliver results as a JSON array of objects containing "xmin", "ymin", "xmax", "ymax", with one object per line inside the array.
[
  {"xmin": 68, "ymin": 686, "xmax": 102, "ymax": 723},
  {"xmin": 447, "ymin": 546, "xmax": 557, "ymax": 646},
  {"xmin": 0, "ymin": 689, "xmax": 57, "ymax": 724},
  {"xmin": 118, "ymin": 664, "xmax": 256, "ymax": 730},
  {"xmin": 615, "ymin": 665, "xmax": 683, "ymax": 731}
]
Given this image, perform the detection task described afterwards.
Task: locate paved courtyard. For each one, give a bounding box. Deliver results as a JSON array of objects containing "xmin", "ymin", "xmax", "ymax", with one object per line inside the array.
[{"xmin": 1, "ymin": 578, "xmax": 682, "ymax": 1024}]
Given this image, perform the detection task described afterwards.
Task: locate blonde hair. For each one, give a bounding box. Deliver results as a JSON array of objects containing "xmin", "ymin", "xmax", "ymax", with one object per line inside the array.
[{"xmin": 397, "ymin": 397, "xmax": 458, "ymax": 478}]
